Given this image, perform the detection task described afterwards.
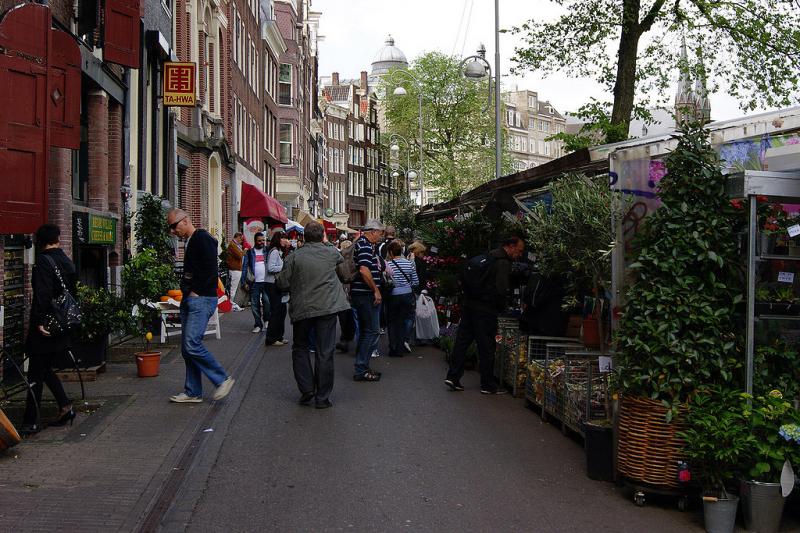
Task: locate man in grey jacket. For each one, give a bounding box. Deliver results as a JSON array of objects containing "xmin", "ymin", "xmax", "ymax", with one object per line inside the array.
[{"xmin": 276, "ymin": 221, "xmax": 350, "ymax": 409}]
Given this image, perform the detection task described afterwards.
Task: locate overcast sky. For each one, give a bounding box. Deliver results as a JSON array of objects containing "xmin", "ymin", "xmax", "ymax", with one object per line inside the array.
[{"xmin": 312, "ymin": 0, "xmax": 773, "ymax": 121}]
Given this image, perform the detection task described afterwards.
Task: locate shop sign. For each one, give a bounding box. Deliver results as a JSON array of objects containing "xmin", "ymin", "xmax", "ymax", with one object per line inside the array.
[
  {"xmin": 73, "ymin": 212, "xmax": 89, "ymax": 244},
  {"xmin": 163, "ymin": 62, "xmax": 196, "ymax": 107},
  {"xmin": 88, "ymin": 215, "xmax": 116, "ymax": 244}
]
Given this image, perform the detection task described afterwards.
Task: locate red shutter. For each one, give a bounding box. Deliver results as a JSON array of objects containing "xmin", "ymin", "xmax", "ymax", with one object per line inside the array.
[
  {"xmin": 49, "ymin": 30, "xmax": 82, "ymax": 150},
  {"xmin": 0, "ymin": 4, "xmax": 50, "ymax": 234},
  {"xmin": 103, "ymin": 0, "xmax": 141, "ymax": 68}
]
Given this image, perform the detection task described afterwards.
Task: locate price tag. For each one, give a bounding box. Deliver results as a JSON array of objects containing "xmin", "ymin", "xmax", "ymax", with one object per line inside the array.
[
  {"xmin": 527, "ymin": 252, "xmax": 536, "ymax": 262},
  {"xmin": 788, "ymin": 224, "xmax": 800, "ymax": 238},
  {"xmin": 778, "ymin": 271, "xmax": 795, "ymax": 283},
  {"xmin": 599, "ymin": 356, "xmax": 614, "ymax": 373}
]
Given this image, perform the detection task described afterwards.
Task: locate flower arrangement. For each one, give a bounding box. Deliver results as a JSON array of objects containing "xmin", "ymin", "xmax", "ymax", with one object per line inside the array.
[
  {"xmin": 744, "ymin": 390, "xmax": 800, "ymax": 482},
  {"xmin": 780, "ymin": 423, "xmax": 800, "ymax": 444}
]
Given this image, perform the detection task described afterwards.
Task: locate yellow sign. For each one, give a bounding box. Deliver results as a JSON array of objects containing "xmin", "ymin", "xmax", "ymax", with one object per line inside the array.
[
  {"xmin": 163, "ymin": 62, "xmax": 197, "ymax": 107},
  {"xmin": 88, "ymin": 215, "xmax": 116, "ymax": 245}
]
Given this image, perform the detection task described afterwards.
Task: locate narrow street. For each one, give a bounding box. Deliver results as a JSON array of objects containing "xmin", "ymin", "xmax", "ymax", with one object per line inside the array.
[{"xmin": 1, "ymin": 311, "xmax": 720, "ymax": 531}]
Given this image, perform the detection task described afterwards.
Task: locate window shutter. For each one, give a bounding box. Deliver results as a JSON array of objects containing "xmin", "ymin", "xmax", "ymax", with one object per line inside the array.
[
  {"xmin": 49, "ymin": 29, "xmax": 82, "ymax": 150},
  {"xmin": 104, "ymin": 0, "xmax": 141, "ymax": 68}
]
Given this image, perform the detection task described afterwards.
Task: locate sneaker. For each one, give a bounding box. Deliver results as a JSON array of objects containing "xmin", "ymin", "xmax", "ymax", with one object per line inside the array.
[
  {"xmin": 232, "ymin": 304, "xmax": 243, "ymax": 312},
  {"xmin": 480, "ymin": 387, "xmax": 508, "ymax": 395},
  {"xmin": 403, "ymin": 341, "xmax": 412, "ymax": 353},
  {"xmin": 170, "ymin": 393, "xmax": 203, "ymax": 403},
  {"xmin": 213, "ymin": 377, "xmax": 236, "ymax": 400},
  {"xmin": 444, "ymin": 379, "xmax": 464, "ymax": 391},
  {"xmin": 267, "ymin": 340, "xmax": 286, "ymax": 346},
  {"xmin": 371, "ymin": 350, "xmax": 380, "ymax": 358},
  {"xmin": 380, "ymin": 328, "xmax": 387, "ymax": 335},
  {"xmin": 353, "ymin": 370, "xmax": 381, "ymax": 382},
  {"xmin": 281, "ymin": 339, "xmax": 290, "ymax": 344},
  {"xmin": 252, "ymin": 326, "xmax": 262, "ymax": 333},
  {"xmin": 315, "ymin": 399, "xmax": 333, "ymax": 409}
]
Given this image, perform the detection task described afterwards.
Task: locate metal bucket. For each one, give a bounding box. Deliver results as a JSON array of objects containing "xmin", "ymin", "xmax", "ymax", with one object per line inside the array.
[
  {"xmin": 741, "ymin": 480, "xmax": 785, "ymax": 533},
  {"xmin": 703, "ymin": 496, "xmax": 738, "ymax": 533}
]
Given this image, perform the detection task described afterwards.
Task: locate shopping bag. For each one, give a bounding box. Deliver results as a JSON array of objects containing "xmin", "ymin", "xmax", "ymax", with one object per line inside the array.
[
  {"xmin": 233, "ymin": 283, "xmax": 250, "ymax": 308},
  {"xmin": 415, "ymin": 293, "xmax": 439, "ymax": 339}
]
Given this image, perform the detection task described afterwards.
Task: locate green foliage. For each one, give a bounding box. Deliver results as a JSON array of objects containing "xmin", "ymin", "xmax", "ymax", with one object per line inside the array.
[
  {"xmin": 381, "ymin": 52, "xmax": 513, "ymax": 200},
  {"xmin": 615, "ymin": 124, "xmax": 744, "ymax": 416},
  {"xmin": 547, "ymin": 99, "xmax": 633, "ymax": 150},
  {"xmin": 743, "ymin": 391, "xmax": 800, "ymax": 482},
  {"xmin": 381, "ymin": 195, "xmax": 420, "ymax": 239},
  {"xmin": 417, "ymin": 213, "xmax": 496, "ymax": 259},
  {"xmin": 510, "ymin": 0, "xmax": 800, "ymax": 135},
  {"xmin": 74, "ymin": 283, "xmax": 134, "ymax": 341},
  {"xmin": 754, "ymin": 340, "xmax": 800, "ymax": 401},
  {"xmin": 134, "ymin": 193, "xmax": 173, "ymax": 262},
  {"xmin": 121, "ymin": 248, "xmax": 177, "ymax": 335},
  {"xmin": 525, "ymin": 173, "xmax": 622, "ymax": 300},
  {"xmin": 678, "ymin": 387, "xmax": 756, "ymax": 496}
]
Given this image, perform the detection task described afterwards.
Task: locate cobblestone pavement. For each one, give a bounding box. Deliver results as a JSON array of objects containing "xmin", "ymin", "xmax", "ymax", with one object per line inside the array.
[{"xmin": 2, "ymin": 310, "xmax": 799, "ymax": 532}]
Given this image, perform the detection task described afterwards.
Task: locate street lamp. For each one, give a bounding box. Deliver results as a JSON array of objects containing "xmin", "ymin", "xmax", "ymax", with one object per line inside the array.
[
  {"xmin": 386, "ymin": 69, "xmax": 426, "ymax": 205},
  {"xmin": 461, "ymin": 0, "xmax": 502, "ymax": 184},
  {"xmin": 389, "ymin": 133, "xmax": 419, "ymax": 197}
]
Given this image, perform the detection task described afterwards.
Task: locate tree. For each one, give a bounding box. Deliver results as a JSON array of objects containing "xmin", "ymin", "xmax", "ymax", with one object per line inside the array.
[
  {"xmin": 134, "ymin": 193, "xmax": 173, "ymax": 262},
  {"xmin": 511, "ymin": 0, "xmax": 800, "ymax": 141},
  {"xmin": 381, "ymin": 52, "xmax": 513, "ymax": 200}
]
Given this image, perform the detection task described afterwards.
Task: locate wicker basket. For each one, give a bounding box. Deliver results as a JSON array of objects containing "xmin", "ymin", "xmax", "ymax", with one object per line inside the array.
[{"xmin": 617, "ymin": 395, "xmax": 687, "ymax": 488}]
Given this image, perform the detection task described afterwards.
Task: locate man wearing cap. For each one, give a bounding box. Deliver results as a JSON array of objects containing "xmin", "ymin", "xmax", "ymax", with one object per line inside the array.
[{"xmin": 350, "ymin": 219, "xmax": 386, "ymax": 381}]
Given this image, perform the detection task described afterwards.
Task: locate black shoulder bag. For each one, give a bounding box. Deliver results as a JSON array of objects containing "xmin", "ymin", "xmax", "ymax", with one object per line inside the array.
[{"xmin": 41, "ymin": 255, "xmax": 82, "ymax": 335}]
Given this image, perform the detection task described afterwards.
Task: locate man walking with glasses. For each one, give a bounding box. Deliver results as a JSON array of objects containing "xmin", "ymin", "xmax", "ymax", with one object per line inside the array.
[{"xmin": 166, "ymin": 209, "xmax": 235, "ymax": 403}]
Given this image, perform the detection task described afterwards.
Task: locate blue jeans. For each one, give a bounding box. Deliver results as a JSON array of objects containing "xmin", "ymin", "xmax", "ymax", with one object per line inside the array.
[
  {"xmin": 351, "ymin": 292, "xmax": 381, "ymax": 376},
  {"xmin": 179, "ymin": 296, "xmax": 228, "ymax": 397},
  {"xmin": 250, "ymin": 281, "xmax": 270, "ymax": 328}
]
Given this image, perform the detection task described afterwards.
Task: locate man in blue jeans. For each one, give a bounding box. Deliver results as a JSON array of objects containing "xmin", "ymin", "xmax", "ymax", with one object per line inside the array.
[
  {"xmin": 350, "ymin": 219, "xmax": 385, "ymax": 382},
  {"xmin": 167, "ymin": 209, "xmax": 235, "ymax": 403},
  {"xmin": 241, "ymin": 232, "xmax": 270, "ymax": 333}
]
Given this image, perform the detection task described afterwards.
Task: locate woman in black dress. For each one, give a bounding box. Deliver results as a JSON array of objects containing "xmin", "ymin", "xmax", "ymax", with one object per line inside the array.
[{"xmin": 20, "ymin": 224, "xmax": 77, "ymax": 435}]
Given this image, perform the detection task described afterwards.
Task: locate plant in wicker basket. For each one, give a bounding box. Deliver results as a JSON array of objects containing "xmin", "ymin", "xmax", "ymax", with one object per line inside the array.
[{"xmin": 616, "ymin": 123, "xmax": 744, "ymax": 421}]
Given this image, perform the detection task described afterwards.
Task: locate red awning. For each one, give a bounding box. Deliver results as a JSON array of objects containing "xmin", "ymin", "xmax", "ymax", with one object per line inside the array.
[
  {"xmin": 239, "ymin": 183, "xmax": 288, "ymax": 223},
  {"xmin": 322, "ymin": 220, "xmax": 338, "ymax": 235}
]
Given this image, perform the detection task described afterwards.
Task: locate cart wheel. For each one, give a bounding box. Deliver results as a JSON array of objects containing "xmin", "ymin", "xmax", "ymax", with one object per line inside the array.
[
  {"xmin": 634, "ymin": 491, "xmax": 645, "ymax": 506},
  {"xmin": 677, "ymin": 496, "xmax": 688, "ymax": 512}
]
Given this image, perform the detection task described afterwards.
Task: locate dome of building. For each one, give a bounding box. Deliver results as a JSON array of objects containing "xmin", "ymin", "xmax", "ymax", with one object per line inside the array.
[{"xmin": 371, "ymin": 35, "xmax": 408, "ymax": 75}]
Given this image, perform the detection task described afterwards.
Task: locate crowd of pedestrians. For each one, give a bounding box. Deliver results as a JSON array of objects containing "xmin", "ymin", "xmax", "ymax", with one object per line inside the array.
[{"xmin": 18, "ymin": 211, "xmax": 520, "ymax": 433}]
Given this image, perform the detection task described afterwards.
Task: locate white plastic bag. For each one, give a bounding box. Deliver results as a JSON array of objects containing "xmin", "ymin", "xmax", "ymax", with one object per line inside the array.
[{"xmin": 415, "ymin": 293, "xmax": 440, "ymax": 339}]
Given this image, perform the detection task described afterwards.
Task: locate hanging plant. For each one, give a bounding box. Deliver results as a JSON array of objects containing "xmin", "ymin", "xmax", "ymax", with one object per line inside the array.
[{"xmin": 615, "ymin": 124, "xmax": 744, "ymax": 419}]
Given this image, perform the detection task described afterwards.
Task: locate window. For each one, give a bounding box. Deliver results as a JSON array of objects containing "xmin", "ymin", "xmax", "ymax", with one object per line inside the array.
[
  {"xmin": 544, "ymin": 142, "xmax": 551, "ymax": 156},
  {"xmin": 528, "ymin": 95, "xmax": 537, "ymax": 109},
  {"xmin": 279, "ymin": 64, "xmax": 292, "ymax": 105},
  {"xmin": 541, "ymin": 120, "xmax": 550, "ymax": 133},
  {"xmin": 280, "ymin": 124, "xmax": 292, "ymax": 165}
]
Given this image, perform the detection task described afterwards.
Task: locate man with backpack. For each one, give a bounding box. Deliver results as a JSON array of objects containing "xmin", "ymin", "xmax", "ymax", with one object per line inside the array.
[{"xmin": 445, "ymin": 231, "xmax": 526, "ymax": 394}]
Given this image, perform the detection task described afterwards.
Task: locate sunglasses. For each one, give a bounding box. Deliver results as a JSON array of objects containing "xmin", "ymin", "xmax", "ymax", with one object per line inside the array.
[{"xmin": 168, "ymin": 217, "xmax": 186, "ymax": 231}]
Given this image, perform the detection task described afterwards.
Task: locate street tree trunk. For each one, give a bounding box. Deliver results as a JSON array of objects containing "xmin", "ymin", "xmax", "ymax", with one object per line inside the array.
[{"xmin": 610, "ymin": 0, "xmax": 642, "ymax": 142}]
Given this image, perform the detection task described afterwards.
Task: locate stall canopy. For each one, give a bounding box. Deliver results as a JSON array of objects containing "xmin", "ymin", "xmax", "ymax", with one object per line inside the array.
[
  {"xmin": 285, "ymin": 220, "xmax": 304, "ymax": 233},
  {"xmin": 239, "ymin": 183, "xmax": 288, "ymax": 223}
]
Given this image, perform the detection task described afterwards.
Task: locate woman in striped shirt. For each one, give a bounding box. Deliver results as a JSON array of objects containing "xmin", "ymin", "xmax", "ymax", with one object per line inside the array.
[{"xmin": 386, "ymin": 239, "xmax": 419, "ymax": 357}]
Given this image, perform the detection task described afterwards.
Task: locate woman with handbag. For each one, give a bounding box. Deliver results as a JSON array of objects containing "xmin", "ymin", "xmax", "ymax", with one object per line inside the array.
[
  {"xmin": 264, "ymin": 230, "xmax": 290, "ymax": 346},
  {"xmin": 385, "ymin": 240, "xmax": 418, "ymax": 357},
  {"xmin": 20, "ymin": 224, "xmax": 77, "ymax": 435}
]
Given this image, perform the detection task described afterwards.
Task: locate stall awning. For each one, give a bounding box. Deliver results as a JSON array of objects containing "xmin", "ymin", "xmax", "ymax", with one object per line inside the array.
[{"xmin": 239, "ymin": 183, "xmax": 288, "ymax": 223}]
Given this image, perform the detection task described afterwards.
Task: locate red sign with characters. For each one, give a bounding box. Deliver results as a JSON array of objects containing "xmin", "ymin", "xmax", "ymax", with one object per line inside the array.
[{"xmin": 163, "ymin": 62, "xmax": 196, "ymax": 107}]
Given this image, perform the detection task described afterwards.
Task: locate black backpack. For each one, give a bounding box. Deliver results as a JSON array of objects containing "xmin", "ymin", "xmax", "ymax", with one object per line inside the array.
[{"xmin": 461, "ymin": 253, "xmax": 496, "ymax": 300}]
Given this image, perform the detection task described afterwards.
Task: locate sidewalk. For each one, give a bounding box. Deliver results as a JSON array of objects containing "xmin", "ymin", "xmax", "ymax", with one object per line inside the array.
[{"xmin": 0, "ymin": 309, "xmax": 259, "ymax": 532}]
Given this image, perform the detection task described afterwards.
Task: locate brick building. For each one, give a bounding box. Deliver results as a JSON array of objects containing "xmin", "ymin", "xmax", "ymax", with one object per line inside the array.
[
  {"xmin": 173, "ymin": 0, "xmax": 234, "ymax": 242},
  {"xmin": 0, "ymin": 0, "xmax": 138, "ymax": 366},
  {"xmin": 502, "ymin": 89, "xmax": 567, "ymax": 171},
  {"xmin": 320, "ymin": 101, "xmax": 348, "ymax": 228},
  {"xmin": 261, "ymin": 0, "xmax": 286, "ymax": 198}
]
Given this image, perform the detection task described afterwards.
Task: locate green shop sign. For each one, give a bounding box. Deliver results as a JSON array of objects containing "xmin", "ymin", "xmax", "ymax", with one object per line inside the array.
[{"xmin": 73, "ymin": 213, "xmax": 117, "ymax": 245}]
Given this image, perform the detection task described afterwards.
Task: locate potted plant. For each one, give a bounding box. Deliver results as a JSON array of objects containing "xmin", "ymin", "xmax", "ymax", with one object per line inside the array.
[
  {"xmin": 679, "ymin": 387, "xmax": 754, "ymax": 533},
  {"xmin": 66, "ymin": 283, "xmax": 133, "ymax": 368},
  {"xmin": 615, "ymin": 124, "xmax": 744, "ymax": 489},
  {"xmin": 526, "ymin": 173, "xmax": 622, "ymax": 351},
  {"xmin": 740, "ymin": 390, "xmax": 800, "ymax": 533},
  {"xmin": 134, "ymin": 331, "xmax": 161, "ymax": 378}
]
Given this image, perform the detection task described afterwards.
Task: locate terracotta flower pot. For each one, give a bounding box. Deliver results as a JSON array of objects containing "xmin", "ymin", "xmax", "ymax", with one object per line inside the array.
[
  {"xmin": 0, "ymin": 408, "xmax": 21, "ymax": 450},
  {"xmin": 135, "ymin": 351, "xmax": 161, "ymax": 378}
]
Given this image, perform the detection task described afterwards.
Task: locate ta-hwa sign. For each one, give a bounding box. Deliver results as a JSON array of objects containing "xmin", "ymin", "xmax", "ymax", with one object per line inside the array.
[{"xmin": 163, "ymin": 62, "xmax": 196, "ymax": 107}]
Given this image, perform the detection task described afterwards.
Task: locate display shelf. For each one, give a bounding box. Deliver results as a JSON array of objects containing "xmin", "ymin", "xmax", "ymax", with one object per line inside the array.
[
  {"xmin": 525, "ymin": 336, "xmax": 581, "ymax": 410},
  {"xmin": 729, "ymin": 169, "xmax": 800, "ymax": 394}
]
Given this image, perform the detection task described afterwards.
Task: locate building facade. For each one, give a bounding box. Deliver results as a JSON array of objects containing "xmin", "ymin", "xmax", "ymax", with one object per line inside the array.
[{"xmin": 502, "ymin": 89, "xmax": 567, "ymax": 171}]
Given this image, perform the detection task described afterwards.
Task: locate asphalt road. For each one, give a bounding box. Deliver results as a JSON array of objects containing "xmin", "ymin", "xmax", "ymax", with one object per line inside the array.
[{"xmin": 184, "ymin": 330, "xmax": 709, "ymax": 533}]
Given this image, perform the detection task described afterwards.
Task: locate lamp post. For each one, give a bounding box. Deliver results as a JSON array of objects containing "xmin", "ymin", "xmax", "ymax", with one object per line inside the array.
[
  {"xmin": 386, "ymin": 69, "xmax": 426, "ymax": 205},
  {"xmin": 389, "ymin": 133, "xmax": 419, "ymax": 198},
  {"xmin": 461, "ymin": 0, "xmax": 501, "ymax": 184}
]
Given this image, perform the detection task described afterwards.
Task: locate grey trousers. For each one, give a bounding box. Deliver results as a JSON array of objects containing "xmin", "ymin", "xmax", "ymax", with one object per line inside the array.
[{"xmin": 291, "ymin": 313, "xmax": 338, "ymax": 403}]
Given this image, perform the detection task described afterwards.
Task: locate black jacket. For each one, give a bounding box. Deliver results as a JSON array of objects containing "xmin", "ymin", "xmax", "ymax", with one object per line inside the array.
[
  {"xmin": 519, "ymin": 272, "xmax": 568, "ymax": 336},
  {"xmin": 181, "ymin": 229, "xmax": 219, "ymax": 297},
  {"xmin": 462, "ymin": 248, "xmax": 511, "ymax": 316},
  {"xmin": 27, "ymin": 248, "xmax": 77, "ymax": 356}
]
